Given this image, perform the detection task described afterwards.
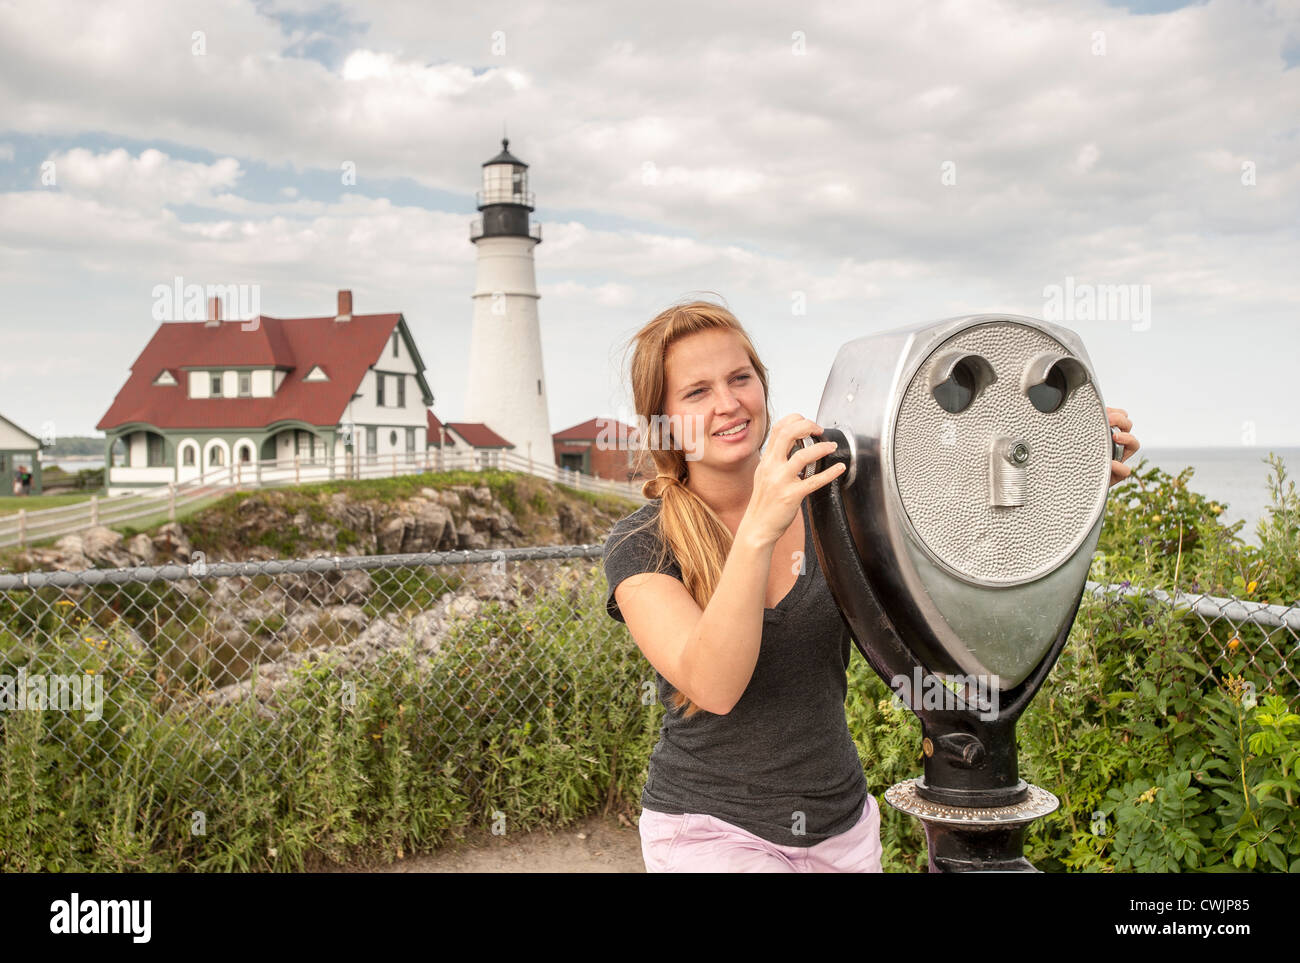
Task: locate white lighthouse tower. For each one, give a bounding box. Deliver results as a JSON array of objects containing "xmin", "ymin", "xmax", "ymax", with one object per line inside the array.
[{"xmin": 464, "ymin": 138, "xmax": 555, "ymax": 470}]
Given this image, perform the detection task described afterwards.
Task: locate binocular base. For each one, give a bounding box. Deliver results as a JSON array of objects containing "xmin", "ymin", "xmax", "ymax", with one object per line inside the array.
[{"xmin": 884, "ymin": 779, "xmax": 1060, "ymax": 873}]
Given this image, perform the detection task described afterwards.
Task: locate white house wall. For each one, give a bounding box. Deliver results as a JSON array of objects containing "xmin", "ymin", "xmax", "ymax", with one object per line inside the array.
[
  {"xmin": 251, "ymin": 370, "xmax": 273, "ymax": 396},
  {"xmin": 346, "ymin": 368, "xmax": 428, "ymax": 430},
  {"xmin": 0, "ymin": 418, "xmax": 38, "ymax": 449},
  {"xmin": 189, "ymin": 371, "xmax": 210, "ymax": 398}
]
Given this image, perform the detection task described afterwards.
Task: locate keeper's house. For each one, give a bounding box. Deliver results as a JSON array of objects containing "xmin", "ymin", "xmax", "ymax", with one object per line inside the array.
[{"xmin": 96, "ymin": 290, "xmax": 434, "ymax": 495}]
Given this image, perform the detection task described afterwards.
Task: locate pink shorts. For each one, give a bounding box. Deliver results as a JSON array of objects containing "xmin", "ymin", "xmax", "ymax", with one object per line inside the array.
[{"xmin": 638, "ymin": 794, "xmax": 883, "ymax": 873}]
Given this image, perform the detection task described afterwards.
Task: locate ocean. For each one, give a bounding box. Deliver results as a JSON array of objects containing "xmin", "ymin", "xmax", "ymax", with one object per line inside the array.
[{"xmin": 1128, "ymin": 447, "xmax": 1300, "ymax": 548}]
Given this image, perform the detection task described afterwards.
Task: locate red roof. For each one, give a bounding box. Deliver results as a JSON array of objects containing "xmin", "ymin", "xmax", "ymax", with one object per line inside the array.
[
  {"xmin": 426, "ymin": 409, "xmax": 446, "ymax": 441},
  {"xmin": 425, "ymin": 411, "xmax": 513, "ymax": 449},
  {"xmin": 447, "ymin": 422, "xmax": 514, "ymax": 448},
  {"xmin": 554, "ymin": 417, "xmax": 638, "ymax": 441},
  {"xmin": 98, "ymin": 313, "xmax": 405, "ymax": 431}
]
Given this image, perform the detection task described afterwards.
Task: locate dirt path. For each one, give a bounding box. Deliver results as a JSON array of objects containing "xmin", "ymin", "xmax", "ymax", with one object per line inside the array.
[{"xmin": 316, "ymin": 810, "xmax": 646, "ymax": 873}]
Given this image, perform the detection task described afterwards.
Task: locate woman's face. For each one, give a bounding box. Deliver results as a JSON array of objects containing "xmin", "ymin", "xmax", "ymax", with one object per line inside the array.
[{"xmin": 662, "ymin": 329, "xmax": 765, "ymax": 467}]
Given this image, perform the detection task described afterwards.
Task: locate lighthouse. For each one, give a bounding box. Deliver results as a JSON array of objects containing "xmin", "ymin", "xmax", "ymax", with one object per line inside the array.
[{"xmin": 464, "ymin": 138, "xmax": 555, "ymax": 470}]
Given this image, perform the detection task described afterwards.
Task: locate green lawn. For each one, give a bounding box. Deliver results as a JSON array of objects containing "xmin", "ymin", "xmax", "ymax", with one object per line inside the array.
[{"xmin": 0, "ymin": 493, "xmax": 99, "ymax": 516}]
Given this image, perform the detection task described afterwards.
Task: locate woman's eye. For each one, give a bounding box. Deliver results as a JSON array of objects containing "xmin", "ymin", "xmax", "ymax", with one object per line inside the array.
[{"xmin": 687, "ymin": 374, "xmax": 748, "ymax": 399}]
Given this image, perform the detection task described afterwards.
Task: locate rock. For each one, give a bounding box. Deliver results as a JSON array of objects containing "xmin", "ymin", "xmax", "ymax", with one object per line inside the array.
[
  {"xmin": 53, "ymin": 534, "xmax": 89, "ymax": 569},
  {"xmin": 455, "ymin": 519, "xmax": 489, "ymax": 551},
  {"xmin": 409, "ymin": 502, "xmax": 455, "ymax": 552},
  {"xmin": 126, "ymin": 533, "xmax": 156, "ymax": 566},
  {"xmin": 321, "ymin": 604, "xmax": 368, "ymax": 633},
  {"xmin": 357, "ymin": 618, "xmax": 401, "ymax": 648},
  {"xmin": 447, "ymin": 595, "xmax": 482, "ymax": 620},
  {"xmin": 332, "ymin": 569, "xmax": 373, "ymax": 604},
  {"xmin": 81, "ymin": 526, "xmax": 135, "ymax": 568},
  {"xmin": 556, "ymin": 502, "xmax": 596, "ymax": 544},
  {"xmin": 152, "ymin": 522, "xmax": 193, "ymax": 563},
  {"xmin": 472, "ymin": 570, "xmax": 516, "ymax": 603},
  {"xmin": 376, "ymin": 515, "xmax": 412, "ymax": 554}
]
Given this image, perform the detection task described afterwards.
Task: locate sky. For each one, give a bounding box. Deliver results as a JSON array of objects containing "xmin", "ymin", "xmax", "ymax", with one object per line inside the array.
[{"xmin": 1, "ymin": 0, "xmax": 1297, "ymax": 448}]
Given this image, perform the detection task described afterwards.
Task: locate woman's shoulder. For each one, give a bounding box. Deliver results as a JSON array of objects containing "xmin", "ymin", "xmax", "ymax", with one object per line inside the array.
[{"xmin": 605, "ymin": 500, "xmax": 664, "ymax": 546}]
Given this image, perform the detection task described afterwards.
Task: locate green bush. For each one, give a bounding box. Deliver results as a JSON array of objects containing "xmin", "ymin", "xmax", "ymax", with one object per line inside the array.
[{"xmin": 1, "ymin": 454, "xmax": 1296, "ymax": 871}]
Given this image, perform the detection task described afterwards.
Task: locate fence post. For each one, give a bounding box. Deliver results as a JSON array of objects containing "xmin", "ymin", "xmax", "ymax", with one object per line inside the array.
[
  {"xmin": 168, "ymin": 482, "xmax": 176, "ymax": 521},
  {"xmin": 17, "ymin": 509, "xmax": 25, "ymax": 547},
  {"xmin": 91, "ymin": 494, "xmax": 99, "ymax": 526}
]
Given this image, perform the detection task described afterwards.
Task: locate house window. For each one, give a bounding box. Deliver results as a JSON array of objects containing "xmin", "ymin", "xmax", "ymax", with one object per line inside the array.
[
  {"xmin": 405, "ymin": 428, "xmax": 415, "ymax": 452},
  {"xmin": 376, "ymin": 373, "xmax": 385, "ymax": 407},
  {"xmin": 182, "ymin": 445, "xmax": 196, "ymax": 466},
  {"xmin": 389, "ymin": 430, "xmax": 397, "ymax": 447},
  {"xmin": 147, "ymin": 434, "xmax": 165, "ymax": 467},
  {"xmin": 396, "ymin": 376, "xmax": 405, "ymax": 408},
  {"xmin": 238, "ymin": 445, "xmax": 252, "ymax": 463},
  {"xmin": 211, "ymin": 373, "xmax": 223, "ymax": 396},
  {"xmin": 392, "ymin": 331, "xmax": 399, "ymax": 357},
  {"xmin": 366, "ymin": 427, "xmax": 377, "ymax": 455},
  {"xmin": 238, "ymin": 372, "xmax": 251, "ymax": 397},
  {"xmin": 209, "ymin": 446, "xmax": 224, "ymax": 466},
  {"xmin": 537, "ymin": 379, "xmax": 542, "ymax": 396}
]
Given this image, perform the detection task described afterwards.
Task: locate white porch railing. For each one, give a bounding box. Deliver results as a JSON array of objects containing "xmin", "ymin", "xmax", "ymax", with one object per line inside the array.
[{"xmin": 1, "ymin": 449, "xmax": 648, "ymax": 550}]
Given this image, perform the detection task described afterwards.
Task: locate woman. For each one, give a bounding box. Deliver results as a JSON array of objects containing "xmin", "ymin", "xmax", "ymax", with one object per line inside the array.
[{"xmin": 602, "ymin": 299, "xmax": 1140, "ymax": 873}]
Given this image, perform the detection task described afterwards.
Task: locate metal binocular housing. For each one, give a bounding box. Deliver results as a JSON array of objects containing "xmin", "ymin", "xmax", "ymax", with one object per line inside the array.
[{"xmin": 805, "ymin": 314, "xmax": 1118, "ymax": 815}]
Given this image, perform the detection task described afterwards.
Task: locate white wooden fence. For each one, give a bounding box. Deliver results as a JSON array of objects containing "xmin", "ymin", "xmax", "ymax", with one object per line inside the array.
[{"xmin": 1, "ymin": 449, "xmax": 647, "ymax": 550}]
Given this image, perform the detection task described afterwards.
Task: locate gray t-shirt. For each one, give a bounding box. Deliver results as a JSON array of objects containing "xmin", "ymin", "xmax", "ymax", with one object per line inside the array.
[{"xmin": 602, "ymin": 497, "xmax": 869, "ymax": 847}]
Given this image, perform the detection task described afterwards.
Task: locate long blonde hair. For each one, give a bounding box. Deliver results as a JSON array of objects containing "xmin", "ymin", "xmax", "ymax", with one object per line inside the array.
[{"xmin": 612, "ymin": 297, "xmax": 773, "ymax": 719}]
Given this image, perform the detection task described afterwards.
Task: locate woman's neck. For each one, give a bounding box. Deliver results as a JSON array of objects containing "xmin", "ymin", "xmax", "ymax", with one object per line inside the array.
[{"xmin": 684, "ymin": 455, "xmax": 758, "ymax": 524}]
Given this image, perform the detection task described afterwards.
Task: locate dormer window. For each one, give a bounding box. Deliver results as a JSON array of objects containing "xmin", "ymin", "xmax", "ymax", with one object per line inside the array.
[
  {"xmin": 211, "ymin": 373, "xmax": 223, "ymax": 396},
  {"xmin": 153, "ymin": 370, "xmax": 177, "ymax": 386},
  {"xmin": 238, "ymin": 372, "xmax": 251, "ymax": 397},
  {"xmin": 304, "ymin": 365, "xmax": 329, "ymax": 382},
  {"xmin": 392, "ymin": 331, "xmax": 400, "ymax": 357}
]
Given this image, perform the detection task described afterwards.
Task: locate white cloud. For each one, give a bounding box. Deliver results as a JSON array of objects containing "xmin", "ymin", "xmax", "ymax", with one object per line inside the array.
[{"xmin": 0, "ymin": 0, "xmax": 1297, "ymax": 448}]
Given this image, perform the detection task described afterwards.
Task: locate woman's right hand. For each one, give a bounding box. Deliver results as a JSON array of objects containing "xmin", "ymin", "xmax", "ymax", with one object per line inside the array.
[{"xmin": 739, "ymin": 413, "xmax": 846, "ymax": 547}]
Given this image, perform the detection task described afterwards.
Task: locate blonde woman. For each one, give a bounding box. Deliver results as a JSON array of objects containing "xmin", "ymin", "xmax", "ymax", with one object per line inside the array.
[{"xmin": 603, "ymin": 299, "xmax": 1140, "ymax": 873}]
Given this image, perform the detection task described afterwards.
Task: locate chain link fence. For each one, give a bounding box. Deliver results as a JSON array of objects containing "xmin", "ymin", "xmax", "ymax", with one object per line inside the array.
[
  {"xmin": 0, "ymin": 546, "xmax": 624, "ymax": 813},
  {"xmin": 0, "ymin": 552, "xmax": 1295, "ymax": 808}
]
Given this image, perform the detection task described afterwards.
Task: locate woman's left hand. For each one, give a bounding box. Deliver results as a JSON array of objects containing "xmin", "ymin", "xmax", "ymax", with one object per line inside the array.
[{"xmin": 1107, "ymin": 407, "xmax": 1140, "ymax": 487}]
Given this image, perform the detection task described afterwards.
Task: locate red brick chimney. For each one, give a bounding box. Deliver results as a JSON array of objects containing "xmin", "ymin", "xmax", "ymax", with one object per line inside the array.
[
  {"xmin": 335, "ymin": 289, "xmax": 353, "ymax": 322},
  {"xmin": 205, "ymin": 296, "xmax": 222, "ymax": 327}
]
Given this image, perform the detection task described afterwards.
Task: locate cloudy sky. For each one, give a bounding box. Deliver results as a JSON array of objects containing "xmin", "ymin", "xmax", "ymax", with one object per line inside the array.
[{"xmin": 1, "ymin": 0, "xmax": 1297, "ymax": 448}]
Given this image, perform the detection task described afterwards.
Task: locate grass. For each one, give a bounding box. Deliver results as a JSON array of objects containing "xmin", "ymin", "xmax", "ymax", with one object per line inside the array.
[{"xmin": 0, "ymin": 494, "xmax": 99, "ymax": 516}]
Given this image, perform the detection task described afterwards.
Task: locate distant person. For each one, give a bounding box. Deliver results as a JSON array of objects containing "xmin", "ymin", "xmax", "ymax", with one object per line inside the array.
[{"xmin": 18, "ymin": 465, "xmax": 32, "ymax": 496}]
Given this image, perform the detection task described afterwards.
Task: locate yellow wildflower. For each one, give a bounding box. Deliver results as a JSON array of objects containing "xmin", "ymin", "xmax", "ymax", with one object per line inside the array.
[{"xmin": 1246, "ymin": 580, "xmax": 1257, "ymax": 594}]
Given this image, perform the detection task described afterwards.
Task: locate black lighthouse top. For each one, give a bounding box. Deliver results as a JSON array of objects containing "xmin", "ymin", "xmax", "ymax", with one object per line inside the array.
[{"xmin": 472, "ymin": 138, "xmax": 541, "ymax": 243}]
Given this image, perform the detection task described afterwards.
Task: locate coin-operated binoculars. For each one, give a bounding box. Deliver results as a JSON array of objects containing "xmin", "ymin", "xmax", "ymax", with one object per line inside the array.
[{"xmin": 802, "ymin": 314, "xmax": 1122, "ymax": 873}]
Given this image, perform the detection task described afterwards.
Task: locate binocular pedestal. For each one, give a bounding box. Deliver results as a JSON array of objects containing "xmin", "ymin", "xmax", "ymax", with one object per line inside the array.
[{"xmin": 885, "ymin": 780, "xmax": 1060, "ymax": 873}]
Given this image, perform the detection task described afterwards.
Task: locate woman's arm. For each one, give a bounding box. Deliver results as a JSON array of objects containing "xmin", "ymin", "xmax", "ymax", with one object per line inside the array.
[{"xmin": 616, "ymin": 516, "xmax": 777, "ymax": 715}]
